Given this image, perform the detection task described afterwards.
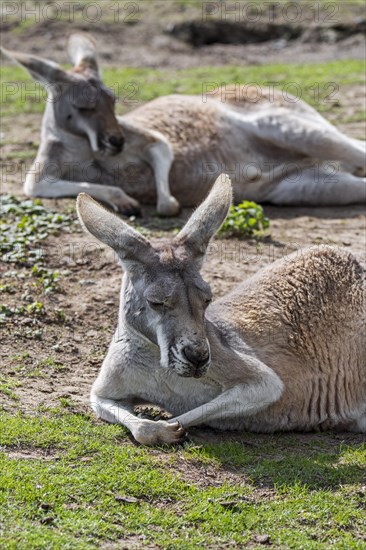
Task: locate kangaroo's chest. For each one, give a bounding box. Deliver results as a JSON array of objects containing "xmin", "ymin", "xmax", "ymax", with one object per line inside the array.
[
  {"xmin": 120, "ymin": 346, "xmax": 221, "ymax": 416},
  {"xmin": 155, "ymin": 373, "xmax": 221, "ymax": 416},
  {"xmin": 132, "ymin": 366, "xmax": 221, "ymax": 417},
  {"xmin": 60, "ymin": 146, "xmax": 98, "ymax": 181}
]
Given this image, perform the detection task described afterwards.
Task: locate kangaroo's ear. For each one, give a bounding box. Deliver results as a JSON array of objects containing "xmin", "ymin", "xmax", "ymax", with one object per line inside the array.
[
  {"xmin": 76, "ymin": 193, "xmax": 155, "ymax": 271},
  {"xmin": 0, "ymin": 47, "xmax": 70, "ymax": 85},
  {"xmin": 175, "ymin": 174, "xmax": 232, "ymax": 269},
  {"xmin": 67, "ymin": 33, "xmax": 100, "ymax": 78}
]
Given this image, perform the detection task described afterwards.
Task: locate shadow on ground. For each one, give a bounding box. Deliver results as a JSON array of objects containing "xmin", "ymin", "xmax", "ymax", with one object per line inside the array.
[{"xmin": 186, "ymin": 426, "xmax": 365, "ymax": 490}]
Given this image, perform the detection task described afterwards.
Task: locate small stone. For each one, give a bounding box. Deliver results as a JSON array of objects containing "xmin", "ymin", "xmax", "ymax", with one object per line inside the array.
[
  {"xmin": 114, "ymin": 495, "xmax": 141, "ymax": 504},
  {"xmin": 79, "ymin": 279, "xmax": 95, "ymax": 286},
  {"xmin": 40, "ymin": 516, "xmax": 54, "ymax": 525},
  {"xmin": 254, "ymin": 534, "xmax": 271, "ymax": 545},
  {"xmin": 20, "ymin": 318, "xmax": 32, "ymax": 325}
]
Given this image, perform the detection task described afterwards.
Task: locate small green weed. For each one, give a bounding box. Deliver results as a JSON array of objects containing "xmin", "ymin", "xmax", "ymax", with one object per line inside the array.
[
  {"xmin": 1, "ymin": 195, "xmax": 72, "ymax": 266},
  {"xmin": 0, "ymin": 283, "xmax": 16, "ymax": 294},
  {"xmin": 0, "ymin": 301, "xmax": 44, "ymax": 324},
  {"xmin": 219, "ymin": 201, "xmax": 270, "ymax": 238},
  {"xmin": 0, "ymin": 196, "xmax": 73, "ymax": 326},
  {"xmin": 0, "ymin": 378, "xmax": 21, "ymax": 400},
  {"xmin": 12, "ymin": 357, "xmax": 67, "ymax": 380},
  {"xmin": 30, "ymin": 265, "xmax": 64, "ymax": 294}
]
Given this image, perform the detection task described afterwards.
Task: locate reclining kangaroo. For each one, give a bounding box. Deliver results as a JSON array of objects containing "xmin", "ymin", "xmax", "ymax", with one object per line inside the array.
[
  {"xmin": 2, "ymin": 33, "xmax": 365, "ymax": 216},
  {"xmin": 77, "ymin": 174, "xmax": 366, "ymax": 445}
]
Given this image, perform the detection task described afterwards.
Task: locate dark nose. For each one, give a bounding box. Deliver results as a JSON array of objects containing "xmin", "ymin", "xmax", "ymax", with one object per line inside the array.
[
  {"xmin": 183, "ymin": 346, "xmax": 210, "ymax": 368},
  {"xmin": 108, "ymin": 135, "xmax": 124, "ymax": 149}
]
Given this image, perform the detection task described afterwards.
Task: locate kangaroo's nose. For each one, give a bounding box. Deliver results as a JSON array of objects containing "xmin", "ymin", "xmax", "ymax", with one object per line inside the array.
[
  {"xmin": 108, "ymin": 135, "xmax": 124, "ymax": 148},
  {"xmin": 183, "ymin": 346, "xmax": 210, "ymax": 368}
]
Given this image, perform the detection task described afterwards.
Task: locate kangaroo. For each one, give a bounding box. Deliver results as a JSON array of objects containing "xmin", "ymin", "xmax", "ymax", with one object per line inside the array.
[
  {"xmin": 76, "ymin": 174, "xmax": 366, "ymax": 445},
  {"xmin": 2, "ymin": 33, "xmax": 365, "ymax": 216}
]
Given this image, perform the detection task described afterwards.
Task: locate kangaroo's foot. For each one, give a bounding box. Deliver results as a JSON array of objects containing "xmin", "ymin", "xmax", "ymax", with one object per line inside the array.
[
  {"xmin": 132, "ymin": 419, "xmax": 186, "ymax": 445},
  {"xmin": 112, "ymin": 191, "xmax": 141, "ymax": 217},
  {"xmin": 157, "ymin": 196, "xmax": 181, "ymax": 217}
]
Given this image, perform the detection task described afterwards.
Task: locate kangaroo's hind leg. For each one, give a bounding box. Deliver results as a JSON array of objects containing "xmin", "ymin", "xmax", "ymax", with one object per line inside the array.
[
  {"xmin": 253, "ymin": 112, "xmax": 366, "ymax": 176},
  {"xmin": 266, "ymin": 162, "xmax": 366, "ymax": 206}
]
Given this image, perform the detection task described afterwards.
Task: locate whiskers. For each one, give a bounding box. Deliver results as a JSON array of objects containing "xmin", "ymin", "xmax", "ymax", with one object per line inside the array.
[
  {"xmin": 163, "ymin": 364, "xmax": 176, "ymax": 379},
  {"xmin": 98, "ymin": 140, "xmax": 121, "ymax": 157}
]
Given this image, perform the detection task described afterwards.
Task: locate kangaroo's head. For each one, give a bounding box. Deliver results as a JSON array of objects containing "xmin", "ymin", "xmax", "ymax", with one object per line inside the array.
[
  {"xmin": 1, "ymin": 33, "xmax": 124, "ymax": 156},
  {"xmin": 77, "ymin": 175, "xmax": 232, "ymax": 378}
]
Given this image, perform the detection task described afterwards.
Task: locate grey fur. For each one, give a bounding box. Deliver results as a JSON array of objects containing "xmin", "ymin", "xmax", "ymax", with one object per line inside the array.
[{"xmin": 76, "ymin": 175, "xmax": 366, "ymax": 445}]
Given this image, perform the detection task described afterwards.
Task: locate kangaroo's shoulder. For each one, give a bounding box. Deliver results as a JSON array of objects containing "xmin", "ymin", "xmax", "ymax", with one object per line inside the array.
[
  {"xmin": 211, "ymin": 246, "xmax": 365, "ymax": 345},
  {"xmin": 122, "ymin": 94, "xmax": 225, "ymax": 147}
]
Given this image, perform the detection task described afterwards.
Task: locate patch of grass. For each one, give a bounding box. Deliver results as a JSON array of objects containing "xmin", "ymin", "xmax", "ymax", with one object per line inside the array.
[
  {"xmin": 1, "ymin": 148, "xmax": 37, "ymax": 160},
  {"xmin": 12, "ymin": 357, "xmax": 68, "ymax": 379},
  {"xmin": 0, "ymin": 378, "xmax": 21, "ymax": 400},
  {"xmin": 1, "ymin": 60, "xmax": 365, "ymax": 116},
  {"xmin": 340, "ymin": 109, "xmax": 366, "ymax": 124},
  {"xmin": 0, "ymin": 410, "xmax": 365, "ymax": 548},
  {"xmin": 58, "ymin": 397, "xmax": 76, "ymax": 409},
  {"xmin": 107, "ymin": 61, "xmax": 366, "ymax": 117}
]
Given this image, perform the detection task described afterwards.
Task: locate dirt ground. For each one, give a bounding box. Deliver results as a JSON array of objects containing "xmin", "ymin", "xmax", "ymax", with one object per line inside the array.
[
  {"xmin": 1, "ymin": 1, "xmax": 366, "ymax": 68},
  {"xmin": 1, "ymin": 3, "xmax": 365, "ymax": 445}
]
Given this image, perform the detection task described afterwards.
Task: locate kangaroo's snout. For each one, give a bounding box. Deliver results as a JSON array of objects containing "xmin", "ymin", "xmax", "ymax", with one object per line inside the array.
[
  {"xmin": 179, "ymin": 344, "xmax": 211, "ymax": 378},
  {"xmin": 183, "ymin": 346, "xmax": 210, "ymax": 368},
  {"xmin": 98, "ymin": 133, "xmax": 124, "ymax": 155},
  {"xmin": 108, "ymin": 135, "xmax": 124, "ymax": 149}
]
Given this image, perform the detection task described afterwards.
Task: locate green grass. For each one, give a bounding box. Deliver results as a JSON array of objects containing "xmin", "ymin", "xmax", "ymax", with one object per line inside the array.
[
  {"xmin": 1, "ymin": 60, "xmax": 365, "ymax": 117},
  {"xmin": 0, "ymin": 410, "xmax": 365, "ymax": 549},
  {"xmin": 339, "ymin": 109, "xmax": 366, "ymax": 124},
  {"xmin": 0, "ymin": 378, "xmax": 21, "ymax": 400},
  {"xmin": 12, "ymin": 357, "xmax": 67, "ymax": 379}
]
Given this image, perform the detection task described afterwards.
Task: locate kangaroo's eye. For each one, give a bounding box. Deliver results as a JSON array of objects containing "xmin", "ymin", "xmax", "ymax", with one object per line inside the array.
[
  {"xmin": 147, "ymin": 299, "xmax": 165, "ymax": 309},
  {"xmin": 67, "ymin": 114, "xmax": 72, "ymax": 120},
  {"xmin": 77, "ymin": 107, "xmax": 94, "ymax": 113}
]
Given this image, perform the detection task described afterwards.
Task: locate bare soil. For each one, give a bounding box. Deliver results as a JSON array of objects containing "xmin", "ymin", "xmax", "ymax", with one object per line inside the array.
[
  {"xmin": 1, "ymin": 4, "xmax": 365, "ymax": 449},
  {"xmin": 1, "ymin": 1, "xmax": 365, "ymax": 68}
]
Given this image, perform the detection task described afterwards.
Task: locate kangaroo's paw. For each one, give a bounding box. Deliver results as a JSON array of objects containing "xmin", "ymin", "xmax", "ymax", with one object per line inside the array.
[
  {"xmin": 132, "ymin": 419, "xmax": 186, "ymax": 445},
  {"xmin": 112, "ymin": 192, "xmax": 141, "ymax": 217},
  {"xmin": 157, "ymin": 196, "xmax": 181, "ymax": 217}
]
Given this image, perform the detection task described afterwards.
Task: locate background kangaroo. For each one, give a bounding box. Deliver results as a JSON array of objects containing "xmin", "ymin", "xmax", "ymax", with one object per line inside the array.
[
  {"xmin": 2, "ymin": 33, "xmax": 365, "ymax": 216},
  {"xmin": 77, "ymin": 174, "xmax": 366, "ymax": 445}
]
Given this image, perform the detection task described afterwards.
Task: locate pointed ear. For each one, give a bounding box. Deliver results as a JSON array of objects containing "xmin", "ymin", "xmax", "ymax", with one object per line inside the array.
[
  {"xmin": 76, "ymin": 193, "xmax": 154, "ymax": 270},
  {"xmin": 0, "ymin": 47, "xmax": 70, "ymax": 85},
  {"xmin": 175, "ymin": 174, "xmax": 232, "ymax": 268},
  {"xmin": 67, "ymin": 33, "xmax": 99, "ymax": 78}
]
